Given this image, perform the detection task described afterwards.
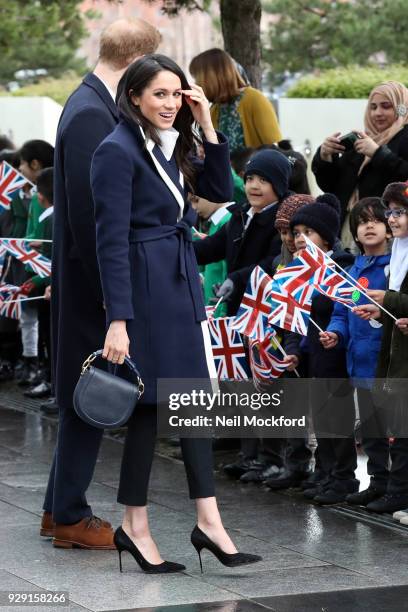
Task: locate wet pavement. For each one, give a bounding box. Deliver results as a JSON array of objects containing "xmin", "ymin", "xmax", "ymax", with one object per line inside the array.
[{"xmin": 1, "ymin": 385, "xmax": 408, "ymax": 612}]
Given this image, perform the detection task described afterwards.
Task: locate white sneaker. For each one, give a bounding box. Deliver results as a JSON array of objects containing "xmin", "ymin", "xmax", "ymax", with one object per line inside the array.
[
  {"xmin": 399, "ymin": 516, "xmax": 408, "ymax": 525},
  {"xmin": 393, "ymin": 509, "xmax": 408, "ymax": 520}
]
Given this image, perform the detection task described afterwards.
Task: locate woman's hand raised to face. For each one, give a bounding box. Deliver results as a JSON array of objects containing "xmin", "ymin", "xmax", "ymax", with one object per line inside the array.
[
  {"xmin": 320, "ymin": 132, "xmax": 345, "ymax": 161},
  {"xmin": 102, "ymin": 320, "xmax": 130, "ymax": 365},
  {"xmin": 182, "ymin": 84, "xmax": 218, "ymax": 144},
  {"xmin": 354, "ymin": 132, "xmax": 380, "ymax": 158}
]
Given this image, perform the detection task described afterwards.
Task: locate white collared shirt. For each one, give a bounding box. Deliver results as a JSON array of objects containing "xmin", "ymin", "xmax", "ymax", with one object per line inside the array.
[
  {"xmin": 157, "ymin": 127, "xmax": 180, "ymax": 161},
  {"xmin": 96, "ymin": 76, "xmax": 116, "ymax": 101},
  {"xmin": 245, "ymin": 200, "xmax": 278, "ymax": 229}
]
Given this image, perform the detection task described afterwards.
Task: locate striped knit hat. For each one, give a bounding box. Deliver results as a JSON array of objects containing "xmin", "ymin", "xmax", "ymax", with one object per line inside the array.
[{"xmin": 275, "ymin": 193, "xmax": 315, "ymax": 230}]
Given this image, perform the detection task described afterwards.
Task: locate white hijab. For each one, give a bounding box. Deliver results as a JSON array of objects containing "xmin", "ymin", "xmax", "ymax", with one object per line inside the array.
[{"xmin": 389, "ymin": 236, "xmax": 408, "ymax": 290}]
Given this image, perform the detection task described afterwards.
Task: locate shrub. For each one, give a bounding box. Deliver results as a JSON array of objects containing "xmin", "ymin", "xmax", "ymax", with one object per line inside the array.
[
  {"xmin": 286, "ymin": 65, "xmax": 408, "ymax": 98},
  {"xmin": 0, "ymin": 73, "xmax": 82, "ymax": 106}
]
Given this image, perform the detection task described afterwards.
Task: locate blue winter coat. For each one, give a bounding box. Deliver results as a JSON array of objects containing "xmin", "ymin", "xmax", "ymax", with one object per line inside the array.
[
  {"xmin": 327, "ymin": 253, "xmax": 390, "ymax": 385},
  {"xmin": 91, "ymin": 118, "xmax": 232, "ymax": 403}
]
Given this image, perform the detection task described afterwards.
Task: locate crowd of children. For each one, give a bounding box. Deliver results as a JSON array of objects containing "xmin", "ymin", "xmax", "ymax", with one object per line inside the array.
[
  {"xmin": 193, "ymin": 139, "xmax": 408, "ymax": 520},
  {"xmin": 0, "ymin": 138, "xmax": 55, "ymax": 413},
  {"xmin": 2, "ymin": 86, "xmax": 408, "ymax": 522}
]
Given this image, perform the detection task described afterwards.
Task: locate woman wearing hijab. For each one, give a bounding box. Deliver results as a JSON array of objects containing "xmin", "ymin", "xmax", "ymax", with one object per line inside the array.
[
  {"xmin": 189, "ymin": 48, "xmax": 282, "ymax": 152},
  {"xmin": 312, "ymin": 81, "xmax": 408, "ymax": 249}
]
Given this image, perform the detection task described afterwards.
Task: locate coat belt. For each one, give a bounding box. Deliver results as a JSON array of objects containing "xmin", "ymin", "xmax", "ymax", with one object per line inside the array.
[{"xmin": 128, "ymin": 222, "xmax": 206, "ymax": 322}]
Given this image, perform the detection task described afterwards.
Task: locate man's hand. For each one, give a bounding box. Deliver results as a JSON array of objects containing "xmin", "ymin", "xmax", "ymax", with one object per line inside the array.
[{"xmin": 44, "ymin": 285, "xmax": 51, "ymax": 301}]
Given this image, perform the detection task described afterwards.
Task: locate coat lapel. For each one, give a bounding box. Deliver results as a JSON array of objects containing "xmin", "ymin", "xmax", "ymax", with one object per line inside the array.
[{"xmin": 139, "ymin": 126, "xmax": 185, "ymax": 219}]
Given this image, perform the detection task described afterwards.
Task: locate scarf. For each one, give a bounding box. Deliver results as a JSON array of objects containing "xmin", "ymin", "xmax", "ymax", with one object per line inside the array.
[
  {"xmin": 342, "ymin": 81, "xmax": 408, "ymax": 249},
  {"xmin": 389, "ymin": 236, "xmax": 408, "ymax": 291}
]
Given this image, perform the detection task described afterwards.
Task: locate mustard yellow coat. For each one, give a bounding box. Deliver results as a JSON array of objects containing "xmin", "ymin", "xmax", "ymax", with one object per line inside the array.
[{"xmin": 210, "ymin": 86, "xmax": 282, "ymax": 148}]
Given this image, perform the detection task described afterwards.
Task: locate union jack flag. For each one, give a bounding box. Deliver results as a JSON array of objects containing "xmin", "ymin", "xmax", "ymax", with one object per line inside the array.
[
  {"xmin": 315, "ymin": 269, "xmax": 355, "ymax": 305},
  {"xmin": 208, "ymin": 316, "xmax": 249, "ymax": 380},
  {"xmin": 206, "ymin": 304, "xmax": 216, "ymax": 319},
  {"xmin": 249, "ymin": 329, "xmax": 289, "ymax": 381},
  {"xmin": 0, "ymin": 162, "xmax": 30, "ymax": 211},
  {"xmin": 3, "ymin": 239, "xmax": 51, "ymax": 278},
  {"xmin": 231, "ymin": 266, "xmax": 273, "ymax": 340},
  {"xmin": 268, "ymin": 277, "xmax": 311, "ymax": 336},
  {"xmin": 0, "ymin": 283, "xmax": 22, "ymax": 319}
]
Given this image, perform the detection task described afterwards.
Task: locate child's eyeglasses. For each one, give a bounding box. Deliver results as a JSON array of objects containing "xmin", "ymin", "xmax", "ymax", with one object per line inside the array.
[{"xmin": 384, "ymin": 208, "xmax": 408, "ymax": 219}]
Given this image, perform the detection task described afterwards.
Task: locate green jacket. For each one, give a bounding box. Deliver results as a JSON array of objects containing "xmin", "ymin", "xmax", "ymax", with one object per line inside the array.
[
  {"xmin": 10, "ymin": 191, "xmax": 30, "ymax": 238},
  {"xmin": 25, "ymin": 193, "xmax": 43, "ymax": 240},
  {"xmin": 376, "ymin": 271, "xmax": 408, "ymax": 380},
  {"xmin": 27, "ymin": 206, "xmax": 53, "ymax": 292},
  {"xmin": 201, "ymin": 207, "xmax": 231, "ymax": 317}
]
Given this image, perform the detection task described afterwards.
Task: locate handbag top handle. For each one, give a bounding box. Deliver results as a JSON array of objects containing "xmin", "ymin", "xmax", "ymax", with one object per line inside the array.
[{"xmin": 81, "ymin": 350, "xmax": 144, "ymax": 395}]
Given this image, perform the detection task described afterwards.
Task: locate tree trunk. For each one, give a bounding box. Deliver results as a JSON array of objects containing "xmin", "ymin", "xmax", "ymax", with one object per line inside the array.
[{"xmin": 220, "ymin": 0, "xmax": 262, "ymax": 89}]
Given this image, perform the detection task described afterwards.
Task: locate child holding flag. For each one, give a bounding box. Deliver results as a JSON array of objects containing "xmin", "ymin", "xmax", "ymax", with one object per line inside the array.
[
  {"xmin": 353, "ymin": 182, "xmax": 408, "ymax": 513},
  {"xmin": 290, "ymin": 194, "xmax": 359, "ymax": 504},
  {"xmin": 320, "ymin": 197, "xmax": 391, "ymax": 507},
  {"xmin": 16, "ymin": 140, "xmax": 54, "ymax": 386}
]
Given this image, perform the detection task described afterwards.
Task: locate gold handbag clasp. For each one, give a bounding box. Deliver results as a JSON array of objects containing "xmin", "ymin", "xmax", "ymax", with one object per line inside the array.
[{"xmin": 81, "ymin": 352, "xmax": 98, "ymax": 375}]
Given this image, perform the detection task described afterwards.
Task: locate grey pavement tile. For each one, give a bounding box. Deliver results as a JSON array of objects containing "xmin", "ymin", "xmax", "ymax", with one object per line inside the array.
[
  {"xmin": 0, "ymin": 500, "xmax": 39, "ymax": 527},
  {"xmin": 0, "ymin": 445, "xmax": 25, "ymax": 463},
  {"xmin": 256, "ymin": 585, "xmax": 408, "ymax": 612},
  {"xmin": 189, "ymin": 565, "xmax": 383, "ymax": 599},
  {"xmin": 0, "ymin": 482, "xmax": 47, "ymax": 514},
  {"xmin": 11, "ymin": 562, "xmax": 242, "ymax": 612}
]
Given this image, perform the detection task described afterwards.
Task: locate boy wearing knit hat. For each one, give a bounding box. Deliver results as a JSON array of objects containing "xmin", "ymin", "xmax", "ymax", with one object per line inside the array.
[
  {"xmin": 194, "ymin": 148, "xmax": 292, "ymax": 316},
  {"xmin": 194, "ymin": 148, "xmax": 292, "ymax": 479},
  {"xmin": 288, "ymin": 194, "xmax": 359, "ymax": 505}
]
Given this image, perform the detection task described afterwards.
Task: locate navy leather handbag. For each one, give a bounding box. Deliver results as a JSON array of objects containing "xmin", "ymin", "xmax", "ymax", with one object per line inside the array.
[{"xmin": 73, "ymin": 350, "xmax": 144, "ymax": 429}]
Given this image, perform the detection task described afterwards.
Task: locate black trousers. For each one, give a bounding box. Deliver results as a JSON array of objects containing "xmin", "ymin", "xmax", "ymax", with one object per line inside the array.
[
  {"xmin": 357, "ymin": 387, "xmax": 390, "ymax": 490},
  {"xmin": 311, "ymin": 382, "xmax": 357, "ymax": 484},
  {"xmin": 118, "ymin": 404, "xmax": 215, "ymax": 506}
]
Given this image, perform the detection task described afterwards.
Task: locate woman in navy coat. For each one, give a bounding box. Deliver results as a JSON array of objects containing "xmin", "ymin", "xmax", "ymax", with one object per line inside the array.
[{"xmin": 91, "ymin": 55, "xmax": 261, "ymax": 574}]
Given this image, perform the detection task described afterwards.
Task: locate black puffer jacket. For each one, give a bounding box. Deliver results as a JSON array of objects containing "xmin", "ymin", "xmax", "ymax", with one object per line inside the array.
[{"xmin": 312, "ymin": 126, "xmax": 408, "ymax": 226}]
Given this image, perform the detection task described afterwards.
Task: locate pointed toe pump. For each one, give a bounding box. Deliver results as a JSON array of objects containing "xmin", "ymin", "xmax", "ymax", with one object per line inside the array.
[
  {"xmin": 191, "ymin": 525, "xmax": 262, "ymax": 573},
  {"xmin": 114, "ymin": 526, "xmax": 185, "ymax": 574}
]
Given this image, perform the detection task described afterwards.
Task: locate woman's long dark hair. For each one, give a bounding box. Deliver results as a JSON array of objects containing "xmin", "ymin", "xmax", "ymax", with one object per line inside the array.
[{"xmin": 117, "ymin": 54, "xmax": 196, "ymax": 189}]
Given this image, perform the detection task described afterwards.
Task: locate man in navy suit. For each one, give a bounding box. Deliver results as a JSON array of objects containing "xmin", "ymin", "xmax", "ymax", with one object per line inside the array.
[{"xmin": 41, "ymin": 18, "xmax": 161, "ymax": 549}]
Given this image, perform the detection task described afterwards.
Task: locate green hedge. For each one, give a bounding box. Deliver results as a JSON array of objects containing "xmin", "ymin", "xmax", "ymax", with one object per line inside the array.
[
  {"xmin": 0, "ymin": 73, "xmax": 82, "ymax": 106},
  {"xmin": 286, "ymin": 65, "xmax": 408, "ymax": 98}
]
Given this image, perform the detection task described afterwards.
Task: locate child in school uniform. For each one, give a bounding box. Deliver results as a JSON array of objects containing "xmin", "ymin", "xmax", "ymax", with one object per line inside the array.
[
  {"xmin": 320, "ymin": 197, "xmax": 391, "ymax": 507},
  {"xmin": 290, "ymin": 194, "xmax": 359, "ymax": 504},
  {"xmin": 354, "ymin": 182, "xmax": 408, "ymax": 513}
]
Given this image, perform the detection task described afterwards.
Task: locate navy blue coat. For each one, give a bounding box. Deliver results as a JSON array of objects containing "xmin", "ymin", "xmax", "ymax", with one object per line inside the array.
[
  {"xmin": 52, "ymin": 74, "xmax": 118, "ymax": 409},
  {"xmin": 91, "ymin": 119, "xmax": 232, "ymax": 403}
]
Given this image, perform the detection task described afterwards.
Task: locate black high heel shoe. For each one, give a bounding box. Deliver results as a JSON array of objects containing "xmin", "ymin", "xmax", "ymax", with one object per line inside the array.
[
  {"xmin": 114, "ymin": 526, "xmax": 185, "ymax": 574},
  {"xmin": 191, "ymin": 525, "xmax": 262, "ymax": 573}
]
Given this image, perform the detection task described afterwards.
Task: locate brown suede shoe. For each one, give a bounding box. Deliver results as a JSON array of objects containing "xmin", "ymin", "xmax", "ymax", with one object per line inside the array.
[
  {"xmin": 53, "ymin": 516, "xmax": 115, "ymax": 549},
  {"xmin": 40, "ymin": 511, "xmax": 55, "ymax": 537}
]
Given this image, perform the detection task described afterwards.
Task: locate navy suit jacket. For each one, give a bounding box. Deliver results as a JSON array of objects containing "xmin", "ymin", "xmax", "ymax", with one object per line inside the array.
[{"xmin": 52, "ymin": 73, "xmax": 118, "ymax": 408}]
